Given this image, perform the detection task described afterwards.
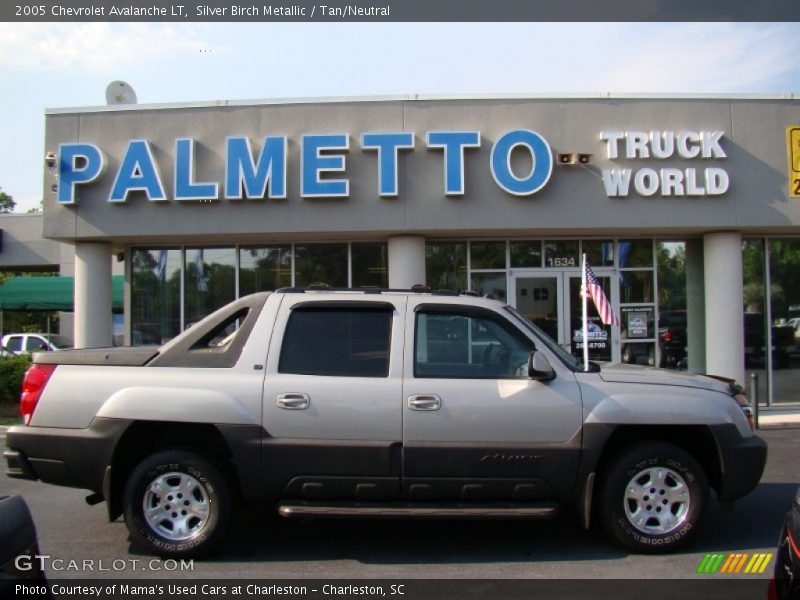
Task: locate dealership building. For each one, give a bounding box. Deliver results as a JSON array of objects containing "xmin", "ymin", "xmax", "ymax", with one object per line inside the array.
[{"xmin": 1, "ymin": 93, "xmax": 799, "ymax": 405}]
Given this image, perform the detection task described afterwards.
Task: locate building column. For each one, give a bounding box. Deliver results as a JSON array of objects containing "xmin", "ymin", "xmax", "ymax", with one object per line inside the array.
[
  {"xmin": 388, "ymin": 236, "xmax": 426, "ymax": 289},
  {"xmin": 74, "ymin": 242, "xmax": 112, "ymax": 348},
  {"xmin": 685, "ymin": 239, "xmax": 706, "ymax": 373},
  {"xmin": 703, "ymin": 232, "xmax": 744, "ymax": 383}
]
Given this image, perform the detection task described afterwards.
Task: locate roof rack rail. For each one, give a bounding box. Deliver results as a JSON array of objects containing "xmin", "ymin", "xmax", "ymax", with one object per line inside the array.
[{"xmin": 273, "ymin": 286, "xmax": 476, "ymax": 297}]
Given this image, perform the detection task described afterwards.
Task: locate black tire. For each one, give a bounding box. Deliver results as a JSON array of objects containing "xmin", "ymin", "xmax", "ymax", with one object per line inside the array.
[
  {"xmin": 599, "ymin": 441, "xmax": 708, "ymax": 553},
  {"xmin": 123, "ymin": 449, "xmax": 232, "ymax": 558}
]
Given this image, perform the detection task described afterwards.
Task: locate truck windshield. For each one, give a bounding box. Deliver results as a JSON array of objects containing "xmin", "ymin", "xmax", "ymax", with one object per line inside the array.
[{"xmin": 504, "ymin": 306, "xmax": 582, "ymax": 372}]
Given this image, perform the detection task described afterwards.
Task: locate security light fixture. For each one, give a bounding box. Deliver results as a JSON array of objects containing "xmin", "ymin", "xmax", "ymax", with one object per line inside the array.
[{"xmin": 558, "ymin": 153, "xmax": 593, "ymax": 166}]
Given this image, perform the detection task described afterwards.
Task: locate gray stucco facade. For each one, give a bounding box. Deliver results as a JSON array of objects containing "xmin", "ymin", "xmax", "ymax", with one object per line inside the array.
[
  {"xmin": 41, "ymin": 95, "xmax": 800, "ymax": 244},
  {"xmin": 5, "ymin": 93, "xmax": 796, "ymax": 394},
  {"xmin": 0, "ymin": 214, "xmax": 66, "ymax": 271}
]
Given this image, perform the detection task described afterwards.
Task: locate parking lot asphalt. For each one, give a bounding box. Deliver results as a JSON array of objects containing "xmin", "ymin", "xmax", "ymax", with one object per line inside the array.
[{"xmin": 2, "ymin": 425, "xmax": 798, "ymax": 583}]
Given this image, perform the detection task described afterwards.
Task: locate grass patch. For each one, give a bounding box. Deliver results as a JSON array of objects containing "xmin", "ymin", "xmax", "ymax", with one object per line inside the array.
[{"xmin": 0, "ymin": 415, "xmax": 21, "ymax": 426}]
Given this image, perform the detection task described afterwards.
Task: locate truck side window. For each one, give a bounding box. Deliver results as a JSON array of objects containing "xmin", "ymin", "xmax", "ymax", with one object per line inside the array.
[
  {"xmin": 279, "ymin": 307, "xmax": 392, "ymax": 377},
  {"xmin": 6, "ymin": 336, "xmax": 22, "ymax": 352},
  {"xmin": 415, "ymin": 311, "xmax": 533, "ymax": 379}
]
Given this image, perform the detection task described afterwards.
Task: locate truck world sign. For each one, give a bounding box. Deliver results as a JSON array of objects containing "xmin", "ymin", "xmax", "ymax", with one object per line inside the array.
[
  {"xmin": 56, "ymin": 130, "xmax": 553, "ymax": 204},
  {"xmin": 599, "ymin": 130, "xmax": 730, "ymax": 198}
]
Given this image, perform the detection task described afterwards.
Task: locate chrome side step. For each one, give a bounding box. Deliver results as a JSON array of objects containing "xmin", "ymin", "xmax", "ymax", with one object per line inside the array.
[{"xmin": 278, "ymin": 501, "xmax": 560, "ymax": 520}]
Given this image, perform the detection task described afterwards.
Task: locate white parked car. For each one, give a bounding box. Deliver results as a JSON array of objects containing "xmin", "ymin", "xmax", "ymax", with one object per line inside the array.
[{"xmin": 1, "ymin": 333, "xmax": 73, "ymax": 355}]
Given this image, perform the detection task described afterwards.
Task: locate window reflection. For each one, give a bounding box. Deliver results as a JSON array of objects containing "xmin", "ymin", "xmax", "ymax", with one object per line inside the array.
[
  {"xmin": 240, "ymin": 246, "xmax": 292, "ymax": 294},
  {"xmin": 184, "ymin": 248, "xmax": 236, "ymax": 328},
  {"xmin": 131, "ymin": 248, "xmax": 181, "ymax": 345}
]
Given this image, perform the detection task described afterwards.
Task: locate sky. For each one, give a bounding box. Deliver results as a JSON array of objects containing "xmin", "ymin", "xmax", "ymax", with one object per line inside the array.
[{"xmin": 1, "ymin": 22, "xmax": 799, "ymax": 212}]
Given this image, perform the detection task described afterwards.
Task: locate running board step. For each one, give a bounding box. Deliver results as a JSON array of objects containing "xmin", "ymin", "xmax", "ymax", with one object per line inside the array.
[{"xmin": 277, "ymin": 501, "xmax": 560, "ymax": 520}]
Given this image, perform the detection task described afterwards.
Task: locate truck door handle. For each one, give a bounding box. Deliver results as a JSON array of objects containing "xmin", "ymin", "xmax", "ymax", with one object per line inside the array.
[
  {"xmin": 276, "ymin": 393, "xmax": 310, "ymax": 410},
  {"xmin": 408, "ymin": 395, "xmax": 441, "ymax": 411}
]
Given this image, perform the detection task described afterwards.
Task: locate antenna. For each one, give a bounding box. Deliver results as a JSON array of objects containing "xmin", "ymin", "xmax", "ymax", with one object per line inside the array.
[{"xmin": 105, "ymin": 81, "xmax": 138, "ymax": 106}]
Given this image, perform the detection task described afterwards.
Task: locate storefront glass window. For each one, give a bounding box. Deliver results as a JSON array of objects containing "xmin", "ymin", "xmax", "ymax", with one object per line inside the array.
[
  {"xmin": 470, "ymin": 272, "xmax": 507, "ymax": 302},
  {"xmin": 742, "ymin": 239, "xmax": 767, "ymax": 405},
  {"xmin": 184, "ymin": 248, "xmax": 236, "ymax": 327},
  {"xmin": 510, "ymin": 240, "xmax": 542, "ymax": 268},
  {"xmin": 619, "ymin": 239, "xmax": 653, "ymax": 268},
  {"xmin": 131, "ymin": 248, "xmax": 181, "ymax": 345},
  {"xmin": 239, "ymin": 246, "xmax": 292, "ymax": 294},
  {"xmin": 656, "ymin": 242, "xmax": 687, "ymax": 369},
  {"xmin": 582, "ymin": 240, "xmax": 615, "ymax": 267},
  {"xmin": 470, "ymin": 242, "xmax": 506, "ymax": 270},
  {"xmin": 544, "ymin": 240, "xmax": 579, "ymax": 268},
  {"xmin": 620, "ymin": 271, "xmax": 654, "ymax": 304},
  {"xmin": 768, "ymin": 239, "xmax": 800, "ymax": 404},
  {"xmin": 351, "ymin": 243, "xmax": 388, "ymax": 288},
  {"xmin": 294, "ymin": 243, "xmax": 348, "ymax": 287},
  {"xmin": 426, "ymin": 242, "xmax": 467, "ymax": 291}
]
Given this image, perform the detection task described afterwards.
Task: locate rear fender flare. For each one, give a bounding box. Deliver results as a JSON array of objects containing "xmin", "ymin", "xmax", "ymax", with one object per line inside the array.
[{"xmin": 96, "ymin": 387, "xmax": 258, "ymax": 425}]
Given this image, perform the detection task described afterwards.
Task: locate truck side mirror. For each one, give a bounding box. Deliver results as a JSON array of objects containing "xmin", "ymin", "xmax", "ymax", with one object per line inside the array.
[{"xmin": 528, "ymin": 351, "xmax": 556, "ymax": 381}]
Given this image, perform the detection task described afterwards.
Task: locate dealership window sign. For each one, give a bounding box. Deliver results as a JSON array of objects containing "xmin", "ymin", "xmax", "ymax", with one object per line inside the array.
[
  {"xmin": 599, "ymin": 130, "xmax": 730, "ymax": 198},
  {"xmin": 55, "ymin": 129, "xmax": 554, "ymax": 205}
]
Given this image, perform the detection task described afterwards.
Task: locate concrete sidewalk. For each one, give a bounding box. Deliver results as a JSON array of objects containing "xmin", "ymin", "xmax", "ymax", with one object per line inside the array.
[{"xmin": 756, "ymin": 406, "xmax": 800, "ymax": 427}]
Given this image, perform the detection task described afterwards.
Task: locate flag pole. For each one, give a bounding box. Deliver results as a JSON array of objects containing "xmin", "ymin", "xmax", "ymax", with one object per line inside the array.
[{"xmin": 582, "ymin": 253, "xmax": 589, "ymax": 372}]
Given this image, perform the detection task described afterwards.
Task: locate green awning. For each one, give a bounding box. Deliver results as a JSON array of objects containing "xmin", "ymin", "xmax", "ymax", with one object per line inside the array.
[{"xmin": 0, "ymin": 276, "xmax": 124, "ymax": 311}]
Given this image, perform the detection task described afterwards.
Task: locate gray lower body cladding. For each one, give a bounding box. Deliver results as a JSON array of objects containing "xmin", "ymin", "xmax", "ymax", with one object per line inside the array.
[
  {"xmin": 4, "ymin": 418, "xmax": 131, "ymax": 492},
  {"xmin": 709, "ymin": 424, "xmax": 768, "ymax": 501},
  {"xmin": 4, "ymin": 420, "xmax": 766, "ymax": 509}
]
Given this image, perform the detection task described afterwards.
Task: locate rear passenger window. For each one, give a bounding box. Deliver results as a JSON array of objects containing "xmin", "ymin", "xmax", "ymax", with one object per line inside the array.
[
  {"xmin": 6, "ymin": 336, "xmax": 22, "ymax": 352},
  {"xmin": 279, "ymin": 306, "xmax": 392, "ymax": 377}
]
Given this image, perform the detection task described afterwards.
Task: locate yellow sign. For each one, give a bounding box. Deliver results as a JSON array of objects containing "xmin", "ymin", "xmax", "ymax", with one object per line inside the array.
[{"xmin": 788, "ymin": 126, "xmax": 800, "ymax": 197}]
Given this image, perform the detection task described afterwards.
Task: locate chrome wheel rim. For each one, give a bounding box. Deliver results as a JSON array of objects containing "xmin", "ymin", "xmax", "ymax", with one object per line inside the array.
[
  {"xmin": 142, "ymin": 472, "xmax": 210, "ymax": 541},
  {"xmin": 623, "ymin": 466, "xmax": 691, "ymax": 535}
]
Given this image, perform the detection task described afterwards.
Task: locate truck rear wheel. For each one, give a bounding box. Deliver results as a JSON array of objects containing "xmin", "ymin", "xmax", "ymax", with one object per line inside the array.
[
  {"xmin": 599, "ymin": 442, "xmax": 708, "ymax": 553},
  {"xmin": 123, "ymin": 449, "xmax": 231, "ymax": 558}
]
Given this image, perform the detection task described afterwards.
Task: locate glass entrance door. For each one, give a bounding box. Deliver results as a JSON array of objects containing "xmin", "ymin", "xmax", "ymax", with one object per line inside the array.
[
  {"xmin": 566, "ymin": 273, "xmax": 615, "ymax": 363},
  {"xmin": 511, "ymin": 275, "xmax": 564, "ymax": 346},
  {"xmin": 510, "ymin": 271, "xmax": 618, "ymax": 363}
]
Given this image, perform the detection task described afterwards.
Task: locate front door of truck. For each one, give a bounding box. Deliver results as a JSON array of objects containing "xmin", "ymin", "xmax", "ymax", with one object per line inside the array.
[{"xmin": 401, "ymin": 299, "xmax": 583, "ymax": 502}]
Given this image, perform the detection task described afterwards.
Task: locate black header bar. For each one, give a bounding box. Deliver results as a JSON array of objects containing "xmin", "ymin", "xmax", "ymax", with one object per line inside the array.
[{"xmin": 4, "ymin": 0, "xmax": 800, "ymax": 22}]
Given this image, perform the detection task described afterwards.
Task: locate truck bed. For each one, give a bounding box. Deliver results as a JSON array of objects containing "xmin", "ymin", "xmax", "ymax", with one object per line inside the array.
[{"xmin": 32, "ymin": 346, "xmax": 159, "ymax": 366}]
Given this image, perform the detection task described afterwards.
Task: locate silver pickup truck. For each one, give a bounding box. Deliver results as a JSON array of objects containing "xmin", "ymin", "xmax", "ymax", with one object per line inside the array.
[{"xmin": 4, "ymin": 289, "xmax": 766, "ymax": 558}]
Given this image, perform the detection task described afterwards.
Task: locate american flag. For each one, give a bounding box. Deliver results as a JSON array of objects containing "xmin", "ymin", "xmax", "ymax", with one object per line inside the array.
[{"xmin": 585, "ymin": 259, "xmax": 619, "ymax": 326}]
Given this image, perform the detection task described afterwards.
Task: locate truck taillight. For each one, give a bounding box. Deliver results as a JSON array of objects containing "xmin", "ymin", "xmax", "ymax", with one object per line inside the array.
[{"xmin": 20, "ymin": 364, "xmax": 57, "ymax": 425}]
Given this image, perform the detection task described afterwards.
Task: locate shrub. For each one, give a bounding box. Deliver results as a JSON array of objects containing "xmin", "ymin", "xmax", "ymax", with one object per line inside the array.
[{"xmin": 0, "ymin": 355, "xmax": 31, "ymax": 413}]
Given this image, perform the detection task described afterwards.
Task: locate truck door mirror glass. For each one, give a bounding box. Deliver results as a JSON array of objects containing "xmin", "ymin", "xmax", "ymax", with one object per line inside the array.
[{"xmin": 528, "ymin": 351, "xmax": 556, "ymax": 381}]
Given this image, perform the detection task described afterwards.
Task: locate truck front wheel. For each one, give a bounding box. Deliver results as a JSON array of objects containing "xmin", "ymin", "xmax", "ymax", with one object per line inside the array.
[
  {"xmin": 123, "ymin": 450, "xmax": 231, "ymax": 558},
  {"xmin": 599, "ymin": 442, "xmax": 708, "ymax": 553}
]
